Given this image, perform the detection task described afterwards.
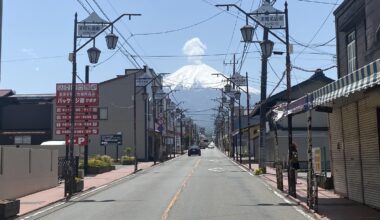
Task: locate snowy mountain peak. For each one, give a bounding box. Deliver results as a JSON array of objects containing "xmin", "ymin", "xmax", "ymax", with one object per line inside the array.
[
  {"xmin": 164, "ymin": 63, "xmax": 260, "ymax": 94},
  {"xmin": 164, "ymin": 64, "xmax": 223, "ymax": 90}
]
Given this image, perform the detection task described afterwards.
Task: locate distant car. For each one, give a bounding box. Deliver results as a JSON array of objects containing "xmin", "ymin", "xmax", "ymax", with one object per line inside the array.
[
  {"xmin": 199, "ymin": 139, "xmax": 209, "ymax": 149},
  {"xmin": 208, "ymin": 142, "xmax": 215, "ymax": 149},
  {"xmin": 188, "ymin": 145, "xmax": 201, "ymax": 156}
]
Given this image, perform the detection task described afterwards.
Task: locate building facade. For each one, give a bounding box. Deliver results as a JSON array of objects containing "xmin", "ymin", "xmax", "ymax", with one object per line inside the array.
[
  {"xmin": 251, "ymin": 71, "xmax": 333, "ymax": 169},
  {"xmin": 326, "ymin": 0, "xmax": 380, "ymax": 208},
  {"xmin": 0, "ymin": 93, "xmax": 54, "ymax": 145}
]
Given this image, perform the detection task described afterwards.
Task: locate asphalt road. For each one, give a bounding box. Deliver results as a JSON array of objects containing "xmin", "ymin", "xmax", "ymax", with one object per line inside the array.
[{"xmin": 23, "ymin": 149, "xmax": 314, "ymax": 220}]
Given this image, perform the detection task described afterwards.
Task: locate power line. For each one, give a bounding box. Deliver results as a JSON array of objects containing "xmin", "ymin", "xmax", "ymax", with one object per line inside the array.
[
  {"xmin": 130, "ymin": 12, "xmax": 224, "ymax": 38},
  {"xmin": 92, "ymin": 0, "xmax": 144, "ymax": 68},
  {"xmin": 293, "ymin": 0, "xmax": 339, "ymax": 64},
  {"xmin": 76, "ymin": 0, "xmax": 141, "ymax": 68},
  {"xmin": 297, "ymin": 0, "xmax": 339, "ymax": 5},
  {"xmin": 292, "ymin": 65, "xmax": 337, "ymax": 73}
]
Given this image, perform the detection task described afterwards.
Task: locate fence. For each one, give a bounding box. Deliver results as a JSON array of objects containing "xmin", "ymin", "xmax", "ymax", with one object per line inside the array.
[
  {"xmin": 58, "ymin": 156, "xmax": 79, "ymax": 183},
  {"xmin": 0, "ymin": 146, "xmax": 58, "ymax": 200}
]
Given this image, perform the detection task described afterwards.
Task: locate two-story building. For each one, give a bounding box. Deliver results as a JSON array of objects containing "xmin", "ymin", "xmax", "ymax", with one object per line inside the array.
[{"xmin": 283, "ymin": 0, "xmax": 380, "ymax": 209}]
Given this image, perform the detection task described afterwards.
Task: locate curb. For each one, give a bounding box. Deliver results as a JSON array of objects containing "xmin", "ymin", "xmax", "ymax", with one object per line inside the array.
[
  {"xmin": 17, "ymin": 162, "xmax": 156, "ymax": 219},
  {"xmin": 219, "ymin": 150, "xmax": 321, "ymax": 220}
]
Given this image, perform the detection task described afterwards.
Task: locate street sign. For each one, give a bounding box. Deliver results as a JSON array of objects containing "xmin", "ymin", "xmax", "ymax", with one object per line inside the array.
[
  {"xmin": 56, "ymin": 128, "xmax": 99, "ymax": 135},
  {"xmin": 155, "ymin": 92, "xmax": 166, "ymax": 100},
  {"xmin": 56, "ymin": 121, "xmax": 99, "ymax": 128},
  {"xmin": 231, "ymin": 74, "xmax": 247, "ymax": 86},
  {"xmin": 100, "ymin": 134, "xmax": 122, "ymax": 145},
  {"xmin": 252, "ymin": 3, "xmax": 285, "ymax": 29},
  {"xmin": 56, "ymin": 113, "xmax": 99, "ymax": 121},
  {"xmin": 56, "ymin": 107, "xmax": 99, "ymax": 114},
  {"xmin": 65, "ymin": 136, "xmax": 88, "ymax": 146},
  {"xmin": 56, "ymin": 83, "xmax": 99, "ymax": 106},
  {"xmin": 136, "ymin": 77, "xmax": 152, "ymax": 87},
  {"xmin": 56, "ymin": 97, "xmax": 99, "ymax": 106},
  {"xmin": 56, "ymin": 83, "xmax": 98, "ymax": 92},
  {"xmin": 313, "ymin": 148, "xmax": 322, "ymax": 174},
  {"xmin": 77, "ymin": 12, "xmax": 108, "ymax": 37}
]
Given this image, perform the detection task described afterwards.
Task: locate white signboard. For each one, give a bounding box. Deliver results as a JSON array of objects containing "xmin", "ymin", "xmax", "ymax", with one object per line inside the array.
[
  {"xmin": 77, "ymin": 12, "xmax": 108, "ymax": 37},
  {"xmin": 231, "ymin": 74, "xmax": 247, "ymax": 86},
  {"xmin": 136, "ymin": 78, "xmax": 151, "ymax": 87},
  {"xmin": 252, "ymin": 3, "xmax": 285, "ymax": 29},
  {"xmin": 155, "ymin": 92, "xmax": 166, "ymax": 100}
]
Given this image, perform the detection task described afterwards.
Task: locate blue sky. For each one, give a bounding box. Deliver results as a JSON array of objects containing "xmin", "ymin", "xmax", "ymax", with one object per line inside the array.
[{"xmin": 1, "ymin": 0, "xmax": 341, "ymax": 94}]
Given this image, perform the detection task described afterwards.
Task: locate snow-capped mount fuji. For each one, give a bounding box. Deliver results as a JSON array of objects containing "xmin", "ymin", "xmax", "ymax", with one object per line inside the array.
[
  {"xmin": 164, "ymin": 64, "xmax": 223, "ymax": 90},
  {"xmin": 163, "ymin": 63, "xmax": 260, "ymax": 131}
]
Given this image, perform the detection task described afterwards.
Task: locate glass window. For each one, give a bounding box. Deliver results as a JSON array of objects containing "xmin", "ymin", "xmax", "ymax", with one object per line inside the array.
[
  {"xmin": 347, "ymin": 31, "xmax": 356, "ymax": 74},
  {"xmin": 14, "ymin": 135, "xmax": 31, "ymax": 144},
  {"xmin": 99, "ymin": 107, "xmax": 108, "ymax": 120}
]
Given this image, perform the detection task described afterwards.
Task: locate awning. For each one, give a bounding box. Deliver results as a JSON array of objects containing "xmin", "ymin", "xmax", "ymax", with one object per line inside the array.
[{"xmin": 312, "ymin": 59, "xmax": 380, "ymax": 106}]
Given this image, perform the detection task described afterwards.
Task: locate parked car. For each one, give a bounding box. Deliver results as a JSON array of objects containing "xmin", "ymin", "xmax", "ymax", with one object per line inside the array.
[
  {"xmin": 188, "ymin": 145, "xmax": 201, "ymax": 156},
  {"xmin": 208, "ymin": 142, "xmax": 215, "ymax": 149}
]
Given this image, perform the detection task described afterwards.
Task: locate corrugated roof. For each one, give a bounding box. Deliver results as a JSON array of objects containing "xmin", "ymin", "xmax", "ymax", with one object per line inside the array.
[{"xmin": 0, "ymin": 89, "xmax": 14, "ymax": 97}]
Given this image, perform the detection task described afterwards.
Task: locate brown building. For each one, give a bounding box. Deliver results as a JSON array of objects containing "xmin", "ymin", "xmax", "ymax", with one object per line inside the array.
[{"xmin": 328, "ymin": 0, "xmax": 380, "ymax": 208}]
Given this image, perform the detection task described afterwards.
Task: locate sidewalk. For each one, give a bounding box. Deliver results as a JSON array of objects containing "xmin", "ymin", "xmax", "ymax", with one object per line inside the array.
[
  {"xmin": 239, "ymin": 162, "xmax": 380, "ymax": 220},
  {"xmin": 18, "ymin": 162, "xmax": 154, "ymax": 216}
]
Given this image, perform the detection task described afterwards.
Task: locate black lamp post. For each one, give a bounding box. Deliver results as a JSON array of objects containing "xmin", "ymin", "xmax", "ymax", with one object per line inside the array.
[
  {"xmin": 217, "ymin": 1, "xmax": 292, "ymax": 195},
  {"xmin": 67, "ymin": 12, "xmax": 140, "ymax": 197},
  {"xmin": 234, "ymin": 90, "xmax": 242, "ymax": 164}
]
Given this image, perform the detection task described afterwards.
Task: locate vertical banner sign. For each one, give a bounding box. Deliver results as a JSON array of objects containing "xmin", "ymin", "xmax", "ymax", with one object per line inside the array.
[
  {"xmin": 56, "ymin": 83, "xmax": 99, "ymax": 145},
  {"xmin": 312, "ymin": 147, "xmax": 322, "ymax": 174}
]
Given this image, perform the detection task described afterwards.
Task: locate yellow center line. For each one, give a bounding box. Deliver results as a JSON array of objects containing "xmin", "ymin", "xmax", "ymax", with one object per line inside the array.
[{"xmin": 161, "ymin": 158, "xmax": 201, "ymax": 220}]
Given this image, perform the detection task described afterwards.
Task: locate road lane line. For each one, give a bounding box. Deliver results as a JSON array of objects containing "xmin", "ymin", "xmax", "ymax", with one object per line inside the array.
[
  {"xmin": 161, "ymin": 158, "xmax": 201, "ymax": 220},
  {"xmin": 221, "ymin": 151, "xmax": 315, "ymax": 220}
]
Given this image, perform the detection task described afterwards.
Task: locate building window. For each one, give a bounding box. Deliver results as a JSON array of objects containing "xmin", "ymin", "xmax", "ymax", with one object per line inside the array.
[
  {"xmin": 347, "ymin": 31, "xmax": 356, "ymax": 74},
  {"xmin": 14, "ymin": 135, "xmax": 31, "ymax": 145},
  {"xmin": 99, "ymin": 107, "xmax": 108, "ymax": 120}
]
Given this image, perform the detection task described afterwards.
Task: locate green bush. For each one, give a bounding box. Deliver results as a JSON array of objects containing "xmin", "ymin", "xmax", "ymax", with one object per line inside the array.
[
  {"xmin": 87, "ymin": 155, "xmax": 113, "ymax": 168},
  {"xmin": 121, "ymin": 156, "xmax": 135, "ymax": 165},
  {"xmin": 100, "ymin": 155, "xmax": 113, "ymax": 166},
  {"xmin": 124, "ymin": 147, "xmax": 133, "ymax": 156},
  {"xmin": 254, "ymin": 168, "xmax": 264, "ymax": 175}
]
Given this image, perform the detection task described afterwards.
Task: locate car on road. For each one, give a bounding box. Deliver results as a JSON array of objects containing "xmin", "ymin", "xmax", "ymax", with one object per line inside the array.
[
  {"xmin": 188, "ymin": 145, "xmax": 201, "ymax": 156},
  {"xmin": 208, "ymin": 142, "xmax": 215, "ymax": 149}
]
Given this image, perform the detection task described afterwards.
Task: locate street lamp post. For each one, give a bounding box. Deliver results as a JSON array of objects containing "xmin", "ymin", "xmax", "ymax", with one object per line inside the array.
[
  {"xmin": 234, "ymin": 90, "xmax": 242, "ymax": 164},
  {"xmin": 217, "ymin": 1, "xmax": 292, "ymax": 194},
  {"xmin": 67, "ymin": 12, "xmax": 140, "ymax": 197}
]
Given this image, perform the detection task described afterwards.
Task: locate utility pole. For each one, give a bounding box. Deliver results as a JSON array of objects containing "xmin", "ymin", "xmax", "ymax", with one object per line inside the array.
[
  {"xmin": 259, "ymin": 28, "xmax": 269, "ymax": 171},
  {"xmin": 285, "ymin": 2, "xmax": 296, "ymax": 197},
  {"xmin": 224, "ymin": 54, "xmax": 238, "ymax": 160},
  {"xmin": 84, "ymin": 65, "xmax": 89, "ymax": 176},
  {"xmin": 0, "ymin": 0, "xmax": 3, "ymax": 80},
  {"xmin": 180, "ymin": 112, "xmax": 183, "ymax": 154},
  {"xmin": 133, "ymin": 71, "xmax": 138, "ymax": 172},
  {"xmin": 152, "ymin": 87, "xmax": 157, "ymax": 165}
]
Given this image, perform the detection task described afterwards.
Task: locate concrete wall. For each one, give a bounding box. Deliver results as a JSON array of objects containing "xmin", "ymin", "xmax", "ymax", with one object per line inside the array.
[{"xmin": 0, "ymin": 146, "xmax": 58, "ymax": 200}]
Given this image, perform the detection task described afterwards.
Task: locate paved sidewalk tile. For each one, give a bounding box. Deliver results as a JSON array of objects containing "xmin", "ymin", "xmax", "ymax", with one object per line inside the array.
[
  {"xmin": 18, "ymin": 162, "xmax": 154, "ymax": 216},
  {"xmin": 238, "ymin": 162, "xmax": 380, "ymax": 220}
]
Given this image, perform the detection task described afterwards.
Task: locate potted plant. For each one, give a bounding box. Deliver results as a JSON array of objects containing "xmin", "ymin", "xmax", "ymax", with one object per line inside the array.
[
  {"xmin": 121, "ymin": 156, "xmax": 135, "ymax": 165},
  {"xmin": 87, "ymin": 155, "xmax": 115, "ymax": 174},
  {"xmin": 0, "ymin": 199, "xmax": 20, "ymax": 219},
  {"xmin": 74, "ymin": 177, "xmax": 84, "ymax": 192}
]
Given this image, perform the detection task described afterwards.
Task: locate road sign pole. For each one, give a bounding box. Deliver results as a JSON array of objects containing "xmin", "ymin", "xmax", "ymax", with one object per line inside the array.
[{"xmin": 84, "ymin": 65, "xmax": 89, "ymax": 176}]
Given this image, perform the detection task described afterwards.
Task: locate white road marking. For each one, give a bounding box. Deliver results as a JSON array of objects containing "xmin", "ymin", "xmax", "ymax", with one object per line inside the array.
[
  {"xmin": 208, "ymin": 167, "xmax": 224, "ymax": 172},
  {"xmin": 224, "ymin": 153, "xmax": 315, "ymax": 220}
]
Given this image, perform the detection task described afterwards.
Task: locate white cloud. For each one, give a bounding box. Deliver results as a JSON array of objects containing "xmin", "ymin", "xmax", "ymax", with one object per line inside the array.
[{"xmin": 182, "ymin": 37, "xmax": 207, "ymax": 64}]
